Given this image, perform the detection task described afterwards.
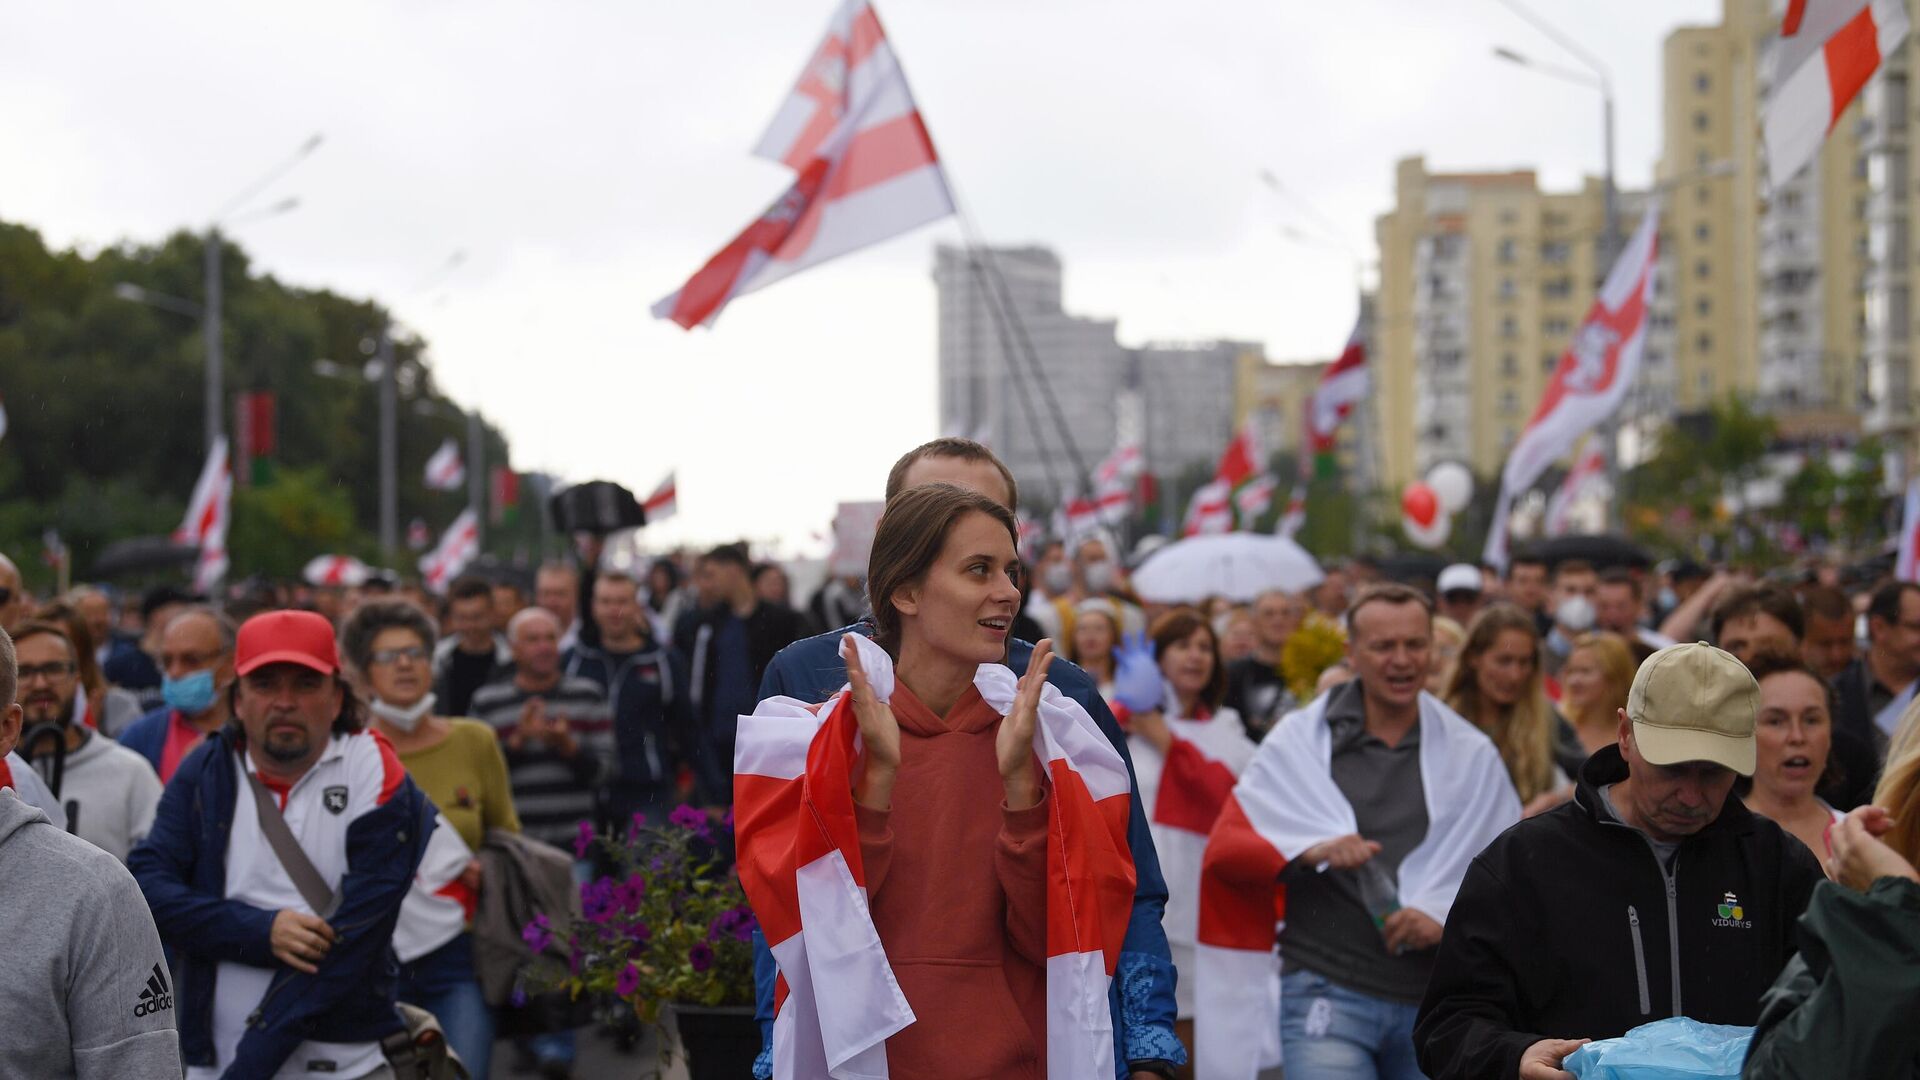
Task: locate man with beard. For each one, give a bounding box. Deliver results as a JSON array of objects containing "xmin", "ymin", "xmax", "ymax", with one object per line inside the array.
[
  {"xmin": 13, "ymin": 620, "xmax": 159, "ymax": 861},
  {"xmin": 130, "ymin": 610, "xmax": 432, "ymax": 1079}
]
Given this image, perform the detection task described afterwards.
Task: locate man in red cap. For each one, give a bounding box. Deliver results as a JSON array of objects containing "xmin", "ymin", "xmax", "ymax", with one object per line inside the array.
[{"xmin": 130, "ymin": 610, "xmax": 435, "ymax": 1080}]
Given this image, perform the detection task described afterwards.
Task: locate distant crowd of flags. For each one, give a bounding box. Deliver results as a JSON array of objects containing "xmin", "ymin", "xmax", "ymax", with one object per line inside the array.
[{"xmin": 164, "ymin": 430, "xmax": 679, "ymax": 594}]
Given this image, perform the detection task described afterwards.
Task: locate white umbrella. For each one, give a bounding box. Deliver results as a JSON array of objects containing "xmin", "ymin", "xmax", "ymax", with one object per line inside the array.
[{"xmin": 1131, "ymin": 533, "xmax": 1324, "ymax": 604}]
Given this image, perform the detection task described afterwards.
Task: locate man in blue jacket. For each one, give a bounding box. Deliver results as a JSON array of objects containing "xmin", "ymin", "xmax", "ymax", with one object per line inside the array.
[
  {"xmin": 129, "ymin": 610, "xmax": 433, "ymax": 1079},
  {"xmin": 748, "ymin": 438, "xmax": 1185, "ymax": 1079}
]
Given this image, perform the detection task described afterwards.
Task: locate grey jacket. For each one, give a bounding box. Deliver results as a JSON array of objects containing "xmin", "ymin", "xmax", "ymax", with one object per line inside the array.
[
  {"xmin": 0, "ymin": 789, "xmax": 181, "ymax": 1078},
  {"xmin": 472, "ymin": 826, "xmax": 582, "ymax": 1007}
]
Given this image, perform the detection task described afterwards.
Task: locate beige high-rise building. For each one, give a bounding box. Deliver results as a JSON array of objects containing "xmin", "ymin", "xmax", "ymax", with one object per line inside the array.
[
  {"xmin": 1655, "ymin": 0, "xmax": 1866, "ymax": 438},
  {"xmin": 1373, "ymin": 159, "xmax": 1638, "ymax": 488}
]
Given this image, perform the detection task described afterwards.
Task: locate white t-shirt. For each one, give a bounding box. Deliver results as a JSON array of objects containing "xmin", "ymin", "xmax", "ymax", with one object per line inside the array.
[{"xmin": 185, "ymin": 731, "xmax": 403, "ymax": 1080}]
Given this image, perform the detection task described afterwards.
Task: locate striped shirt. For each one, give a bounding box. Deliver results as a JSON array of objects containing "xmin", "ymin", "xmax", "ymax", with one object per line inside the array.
[{"xmin": 470, "ymin": 676, "xmax": 613, "ymax": 848}]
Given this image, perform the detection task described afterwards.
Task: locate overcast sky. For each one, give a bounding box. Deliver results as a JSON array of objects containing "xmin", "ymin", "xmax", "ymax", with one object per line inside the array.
[{"xmin": 1, "ymin": 0, "xmax": 1721, "ymax": 554}]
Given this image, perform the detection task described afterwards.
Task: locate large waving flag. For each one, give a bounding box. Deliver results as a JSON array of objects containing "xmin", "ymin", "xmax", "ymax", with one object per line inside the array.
[
  {"xmin": 1485, "ymin": 206, "xmax": 1659, "ymax": 569},
  {"xmin": 420, "ymin": 509, "xmax": 480, "ymax": 595},
  {"xmin": 175, "ymin": 437, "xmax": 232, "ymax": 593},
  {"xmin": 1764, "ymin": 0, "xmax": 1909, "ymax": 187},
  {"xmin": 644, "ymin": 472, "xmax": 678, "ymax": 522},
  {"xmin": 735, "ymin": 635, "xmax": 1135, "ymax": 1079},
  {"xmin": 1307, "ymin": 315, "xmax": 1368, "ymax": 453},
  {"xmin": 1543, "ymin": 441, "xmax": 1607, "ymax": 538},
  {"xmin": 654, "ymin": 1, "xmax": 955, "ymax": 329}
]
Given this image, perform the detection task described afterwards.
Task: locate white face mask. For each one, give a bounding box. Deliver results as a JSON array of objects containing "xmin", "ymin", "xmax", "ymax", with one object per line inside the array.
[
  {"xmin": 1042, "ymin": 563, "xmax": 1073, "ymax": 595},
  {"xmin": 1083, "ymin": 559, "xmax": 1117, "ymax": 594},
  {"xmin": 370, "ymin": 692, "xmax": 437, "ymax": 733},
  {"xmin": 1556, "ymin": 596, "xmax": 1597, "ymax": 634}
]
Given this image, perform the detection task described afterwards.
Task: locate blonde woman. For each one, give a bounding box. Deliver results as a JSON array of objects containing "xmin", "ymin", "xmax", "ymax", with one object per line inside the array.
[
  {"xmin": 1559, "ymin": 632, "xmax": 1635, "ymax": 759},
  {"xmin": 1443, "ymin": 605, "xmax": 1564, "ymax": 815},
  {"xmin": 1428, "ymin": 615, "xmax": 1465, "ymax": 696}
]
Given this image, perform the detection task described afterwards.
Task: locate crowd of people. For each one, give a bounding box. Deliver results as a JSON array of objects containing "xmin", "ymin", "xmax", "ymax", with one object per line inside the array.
[{"xmin": 2, "ymin": 436, "xmax": 1920, "ymax": 1079}]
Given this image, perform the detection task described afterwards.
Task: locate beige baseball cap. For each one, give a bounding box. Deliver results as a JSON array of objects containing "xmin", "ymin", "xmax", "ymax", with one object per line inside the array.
[{"xmin": 1625, "ymin": 641, "xmax": 1757, "ymax": 776}]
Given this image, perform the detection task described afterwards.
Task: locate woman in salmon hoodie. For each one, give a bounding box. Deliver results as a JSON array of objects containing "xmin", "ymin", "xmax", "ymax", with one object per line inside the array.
[{"xmin": 832, "ymin": 481, "xmax": 1061, "ymax": 1077}]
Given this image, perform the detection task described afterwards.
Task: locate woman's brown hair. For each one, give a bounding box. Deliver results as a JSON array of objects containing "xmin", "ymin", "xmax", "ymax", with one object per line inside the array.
[
  {"xmin": 866, "ymin": 482, "xmax": 1019, "ymax": 652},
  {"xmin": 1149, "ymin": 607, "xmax": 1227, "ymax": 713},
  {"xmin": 1564, "ymin": 632, "xmax": 1635, "ymax": 735},
  {"xmin": 1443, "ymin": 603, "xmax": 1556, "ymax": 802}
]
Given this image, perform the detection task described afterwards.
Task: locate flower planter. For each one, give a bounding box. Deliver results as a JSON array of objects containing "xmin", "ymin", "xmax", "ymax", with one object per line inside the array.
[{"xmin": 671, "ymin": 1003, "xmax": 760, "ymax": 1080}]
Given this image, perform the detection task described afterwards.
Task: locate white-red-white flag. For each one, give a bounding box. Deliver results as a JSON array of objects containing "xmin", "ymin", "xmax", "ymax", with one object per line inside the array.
[
  {"xmin": 1213, "ymin": 424, "xmax": 1262, "ymax": 490},
  {"xmin": 1764, "ymin": 0, "xmax": 1910, "ymax": 188},
  {"xmin": 424, "ymin": 438, "xmax": 465, "ymax": 491},
  {"xmin": 1485, "ymin": 206, "xmax": 1660, "ymax": 569},
  {"xmin": 735, "ymin": 636, "xmax": 1134, "ymax": 1079},
  {"xmin": 420, "ymin": 509, "xmax": 480, "ymax": 595},
  {"xmin": 1233, "ymin": 474, "xmax": 1279, "ymax": 529},
  {"xmin": 1898, "ymin": 477, "xmax": 1920, "ymax": 582},
  {"xmin": 653, "ymin": 1, "xmax": 955, "ymax": 329},
  {"xmin": 1543, "ymin": 442, "xmax": 1607, "ymax": 539},
  {"xmin": 175, "ymin": 437, "xmax": 231, "ymax": 593},
  {"xmin": 1307, "ymin": 315, "xmax": 1368, "ymax": 453},
  {"xmin": 1275, "ymin": 488, "xmax": 1306, "ymax": 540},
  {"xmin": 644, "ymin": 472, "xmax": 678, "ymax": 522},
  {"xmin": 1183, "ymin": 479, "xmax": 1234, "ymax": 538}
]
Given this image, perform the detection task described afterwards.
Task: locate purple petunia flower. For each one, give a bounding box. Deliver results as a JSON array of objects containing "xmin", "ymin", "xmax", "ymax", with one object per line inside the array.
[
  {"xmin": 628, "ymin": 921, "xmax": 652, "ymax": 944},
  {"xmin": 582, "ymin": 879, "xmax": 616, "ymax": 925},
  {"xmin": 722, "ymin": 806, "xmax": 734, "ymax": 831},
  {"xmin": 630, "ymin": 811, "xmax": 648, "ymax": 834},
  {"xmin": 669, "ymin": 803, "xmax": 712, "ymax": 840},
  {"xmin": 574, "ymin": 820, "xmax": 595, "ymax": 859},
  {"xmin": 614, "ymin": 873, "xmax": 647, "ymax": 915},
  {"xmin": 521, "ymin": 914, "xmax": 552, "ymax": 953},
  {"xmin": 689, "ymin": 942, "xmax": 714, "ymax": 973},
  {"xmin": 616, "ymin": 963, "xmax": 642, "ymax": 997},
  {"xmin": 511, "ymin": 987, "xmax": 528, "ymax": 1008}
]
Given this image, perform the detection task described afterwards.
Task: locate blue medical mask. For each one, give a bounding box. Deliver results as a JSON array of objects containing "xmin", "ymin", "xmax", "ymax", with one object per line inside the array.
[{"xmin": 163, "ymin": 669, "xmax": 219, "ymax": 715}]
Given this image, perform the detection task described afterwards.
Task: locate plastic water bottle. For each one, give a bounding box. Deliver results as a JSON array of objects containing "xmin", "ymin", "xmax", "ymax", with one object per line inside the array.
[{"xmin": 1355, "ymin": 860, "xmax": 1401, "ymax": 930}]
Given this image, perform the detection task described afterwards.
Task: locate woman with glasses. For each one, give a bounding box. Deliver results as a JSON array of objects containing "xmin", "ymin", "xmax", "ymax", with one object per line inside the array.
[{"xmin": 340, "ymin": 599, "xmax": 520, "ymax": 1079}]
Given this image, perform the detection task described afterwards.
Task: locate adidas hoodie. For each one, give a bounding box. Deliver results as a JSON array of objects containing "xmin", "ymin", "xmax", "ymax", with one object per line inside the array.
[{"xmin": 0, "ymin": 788, "xmax": 181, "ymax": 1078}]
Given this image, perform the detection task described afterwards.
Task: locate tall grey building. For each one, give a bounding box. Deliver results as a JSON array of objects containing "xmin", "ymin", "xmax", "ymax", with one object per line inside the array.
[{"xmin": 934, "ymin": 243, "xmax": 1248, "ymax": 508}]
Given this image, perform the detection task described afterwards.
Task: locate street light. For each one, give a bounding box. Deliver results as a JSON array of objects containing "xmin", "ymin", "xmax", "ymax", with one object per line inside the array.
[
  {"xmin": 377, "ymin": 249, "xmax": 470, "ymax": 556},
  {"xmin": 202, "ymin": 135, "xmax": 323, "ymax": 460}
]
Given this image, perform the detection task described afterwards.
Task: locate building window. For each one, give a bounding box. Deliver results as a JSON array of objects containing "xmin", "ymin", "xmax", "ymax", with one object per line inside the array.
[
  {"xmin": 1695, "ymin": 72, "xmax": 1710, "ymax": 93},
  {"xmin": 1542, "ymin": 241, "xmax": 1571, "ymax": 264},
  {"xmin": 1696, "ymin": 297, "xmax": 1711, "ymax": 316},
  {"xmin": 1695, "ymin": 259, "xmax": 1711, "ymax": 279},
  {"xmin": 1543, "ymin": 353, "xmax": 1560, "ymax": 373},
  {"xmin": 1501, "ymin": 317, "xmax": 1518, "ymax": 338},
  {"xmin": 1699, "ymin": 371, "xmax": 1713, "ymax": 391},
  {"xmin": 1695, "ymin": 222, "xmax": 1710, "ymax": 241},
  {"xmin": 1503, "ymin": 427, "xmax": 1518, "ymax": 450},
  {"xmin": 1698, "ymin": 184, "xmax": 1712, "ymax": 205},
  {"xmin": 1693, "ymin": 111, "xmax": 1710, "ymax": 132},
  {"xmin": 1501, "ymin": 389, "xmax": 1518, "ymax": 414},
  {"xmin": 1498, "ymin": 238, "xmax": 1517, "ymax": 264},
  {"xmin": 1697, "ymin": 332, "xmax": 1713, "ymax": 353},
  {"xmin": 1545, "ymin": 318, "xmax": 1571, "ymax": 336},
  {"xmin": 1501, "ymin": 353, "xmax": 1519, "ymax": 376},
  {"xmin": 1499, "ymin": 277, "xmax": 1516, "ymax": 300},
  {"xmin": 1499, "ymin": 209, "xmax": 1518, "ymax": 225}
]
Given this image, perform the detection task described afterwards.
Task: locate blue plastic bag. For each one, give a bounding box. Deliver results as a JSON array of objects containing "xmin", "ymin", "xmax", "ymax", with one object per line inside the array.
[{"xmin": 1565, "ymin": 1017, "xmax": 1754, "ymax": 1080}]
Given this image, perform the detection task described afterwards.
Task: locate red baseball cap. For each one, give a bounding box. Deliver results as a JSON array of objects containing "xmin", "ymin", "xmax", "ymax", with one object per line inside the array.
[{"xmin": 235, "ymin": 610, "xmax": 340, "ymax": 676}]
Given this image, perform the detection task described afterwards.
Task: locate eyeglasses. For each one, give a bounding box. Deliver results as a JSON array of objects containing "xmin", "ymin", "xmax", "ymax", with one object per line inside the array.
[
  {"xmin": 17, "ymin": 662, "xmax": 75, "ymax": 683},
  {"xmin": 371, "ymin": 645, "xmax": 429, "ymax": 666}
]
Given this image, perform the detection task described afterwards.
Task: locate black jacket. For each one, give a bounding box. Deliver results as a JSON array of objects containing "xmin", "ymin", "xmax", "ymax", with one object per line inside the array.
[
  {"xmin": 1827, "ymin": 657, "xmax": 1893, "ymax": 809},
  {"xmin": 681, "ymin": 601, "xmax": 808, "ymax": 801},
  {"xmin": 1413, "ymin": 744, "xmax": 1824, "ymax": 1080}
]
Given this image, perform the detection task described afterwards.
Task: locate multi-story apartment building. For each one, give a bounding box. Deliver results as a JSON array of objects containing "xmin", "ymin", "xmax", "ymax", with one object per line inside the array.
[{"xmin": 933, "ymin": 244, "xmax": 1249, "ymax": 506}]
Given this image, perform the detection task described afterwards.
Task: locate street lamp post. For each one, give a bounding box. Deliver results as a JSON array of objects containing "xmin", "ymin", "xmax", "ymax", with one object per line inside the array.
[{"xmin": 376, "ymin": 251, "xmax": 469, "ymax": 560}]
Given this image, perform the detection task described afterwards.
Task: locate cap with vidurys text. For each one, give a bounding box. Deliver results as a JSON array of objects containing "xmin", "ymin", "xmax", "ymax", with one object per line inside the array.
[
  {"xmin": 1437, "ymin": 564, "xmax": 1484, "ymax": 594},
  {"xmin": 1626, "ymin": 641, "xmax": 1757, "ymax": 776},
  {"xmin": 235, "ymin": 609, "xmax": 340, "ymax": 677}
]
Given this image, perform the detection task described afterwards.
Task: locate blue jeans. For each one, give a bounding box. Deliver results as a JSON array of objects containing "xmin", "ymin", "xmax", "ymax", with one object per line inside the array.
[
  {"xmin": 398, "ymin": 932, "xmax": 494, "ymax": 1080},
  {"xmin": 1279, "ymin": 967, "xmax": 1427, "ymax": 1080}
]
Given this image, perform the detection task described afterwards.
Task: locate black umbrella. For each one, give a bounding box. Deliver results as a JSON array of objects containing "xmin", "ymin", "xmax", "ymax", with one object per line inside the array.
[
  {"xmin": 1517, "ymin": 534, "xmax": 1654, "ymax": 572},
  {"xmin": 549, "ymin": 480, "xmax": 647, "ymax": 535},
  {"xmin": 89, "ymin": 536, "xmax": 199, "ymax": 579},
  {"xmin": 1370, "ymin": 552, "xmax": 1450, "ymax": 586}
]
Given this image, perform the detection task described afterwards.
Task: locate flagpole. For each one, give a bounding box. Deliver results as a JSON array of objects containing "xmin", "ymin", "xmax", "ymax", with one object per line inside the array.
[{"xmin": 873, "ymin": 1, "xmax": 1096, "ymax": 501}]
